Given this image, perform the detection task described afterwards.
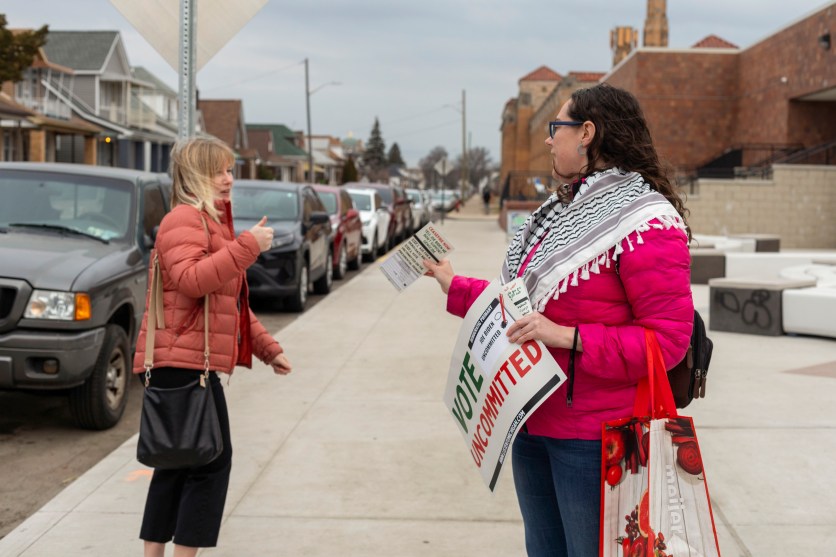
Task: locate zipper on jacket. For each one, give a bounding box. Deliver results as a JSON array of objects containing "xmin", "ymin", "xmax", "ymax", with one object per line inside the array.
[{"xmin": 566, "ymin": 326, "xmax": 579, "ymax": 407}]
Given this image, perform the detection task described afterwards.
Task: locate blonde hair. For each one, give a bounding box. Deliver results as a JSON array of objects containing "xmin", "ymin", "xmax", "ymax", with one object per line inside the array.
[{"xmin": 169, "ymin": 137, "xmax": 235, "ymax": 222}]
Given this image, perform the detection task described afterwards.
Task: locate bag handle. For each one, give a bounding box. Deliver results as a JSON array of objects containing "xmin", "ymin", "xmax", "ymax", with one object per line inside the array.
[
  {"xmin": 632, "ymin": 329, "xmax": 678, "ymax": 419},
  {"xmin": 144, "ymin": 215, "xmax": 212, "ymax": 388}
]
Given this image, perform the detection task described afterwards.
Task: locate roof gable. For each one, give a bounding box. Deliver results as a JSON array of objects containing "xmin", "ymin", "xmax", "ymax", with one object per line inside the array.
[
  {"xmin": 247, "ymin": 124, "xmax": 307, "ymax": 157},
  {"xmin": 691, "ymin": 35, "xmax": 739, "ymax": 49},
  {"xmin": 43, "ymin": 31, "xmax": 120, "ymax": 72},
  {"xmin": 132, "ymin": 66, "xmax": 176, "ymax": 95},
  {"xmin": 519, "ymin": 65, "xmax": 562, "ymax": 83}
]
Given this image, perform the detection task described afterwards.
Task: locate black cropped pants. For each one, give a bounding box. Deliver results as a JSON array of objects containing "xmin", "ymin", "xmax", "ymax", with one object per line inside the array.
[{"xmin": 139, "ymin": 368, "xmax": 232, "ymax": 548}]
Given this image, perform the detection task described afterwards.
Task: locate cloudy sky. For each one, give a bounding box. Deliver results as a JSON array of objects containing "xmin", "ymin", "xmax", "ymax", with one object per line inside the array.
[{"xmin": 3, "ymin": 0, "xmax": 829, "ymax": 166}]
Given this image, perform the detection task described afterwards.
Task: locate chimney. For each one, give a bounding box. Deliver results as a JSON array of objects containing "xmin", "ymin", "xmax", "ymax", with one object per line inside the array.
[{"xmin": 643, "ymin": 0, "xmax": 669, "ymax": 47}]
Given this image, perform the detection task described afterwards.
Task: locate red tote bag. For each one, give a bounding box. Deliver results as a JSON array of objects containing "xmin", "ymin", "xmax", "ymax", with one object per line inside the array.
[{"xmin": 600, "ymin": 330, "xmax": 722, "ymax": 557}]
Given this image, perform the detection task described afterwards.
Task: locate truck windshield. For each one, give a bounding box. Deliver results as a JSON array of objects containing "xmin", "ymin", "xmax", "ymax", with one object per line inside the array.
[{"xmin": 0, "ymin": 172, "xmax": 133, "ymax": 241}]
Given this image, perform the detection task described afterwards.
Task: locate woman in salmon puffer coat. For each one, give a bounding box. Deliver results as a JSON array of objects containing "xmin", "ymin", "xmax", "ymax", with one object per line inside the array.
[
  {"xmin": 423, "ymin": 84, "xmax": 693, "ymax": 557},
  {"xmin": 133, "ymin": 136, "xmax": 292, "ymax": 557}
]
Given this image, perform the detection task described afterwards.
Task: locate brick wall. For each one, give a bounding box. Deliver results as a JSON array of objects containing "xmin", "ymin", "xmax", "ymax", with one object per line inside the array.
[
  {"xmin": 686, "ymin": 165, "xmax": 836, "ymax": 248},
  {"xmin": 735, "ymin": 5, "xmax": 836, "ymax": 150},
  {"xmin": 606, "ymin": 49, "xmax": 740, "ymax": 171}
]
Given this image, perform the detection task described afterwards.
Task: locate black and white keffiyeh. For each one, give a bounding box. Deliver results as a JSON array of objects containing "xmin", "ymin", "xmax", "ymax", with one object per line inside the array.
[{"xmin": 501, "ymin": 167, "xmax": 685, "ymax": 311}]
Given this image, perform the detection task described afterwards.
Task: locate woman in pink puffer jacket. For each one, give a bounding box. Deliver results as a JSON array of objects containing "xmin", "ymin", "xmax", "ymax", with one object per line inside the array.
[{"xmin": 424, "ymin": 84, "xmax": 693, "ymax": 557}]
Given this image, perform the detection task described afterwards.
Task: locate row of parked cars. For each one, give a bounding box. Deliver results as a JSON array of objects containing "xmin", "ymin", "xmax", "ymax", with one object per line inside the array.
[{"xmin": 0, "ymin": 162, "xmax": 437, "ymax": 430}]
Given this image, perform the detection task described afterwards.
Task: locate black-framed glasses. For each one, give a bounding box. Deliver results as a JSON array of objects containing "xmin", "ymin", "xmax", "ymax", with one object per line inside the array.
[{"xmin": 548, "ymin": 120, "xmax": 582, "ymax": 138}]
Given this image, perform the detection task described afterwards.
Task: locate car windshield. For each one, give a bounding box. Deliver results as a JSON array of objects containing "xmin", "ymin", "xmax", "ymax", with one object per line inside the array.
[
  {"xmin": 317, "ymin": 192, "xmax": 338, "ymax": 215},
  {"xmin": 373, "ymin": 188, "xmax": 393, "ymax": 204},
  {"xmin": 0, "ymin": 171, "xmax": 133, "ymax": 241},
  {"xmin": 408, "ymin": 192, "xmax": 421, "ymax": 204},
  {"xmin": 348, "ymin": 192, "xmax": 371, "ymax": 211},
  {"xmin": 233, "ymin": 188, "xmax": 299, "ymax": 221}
]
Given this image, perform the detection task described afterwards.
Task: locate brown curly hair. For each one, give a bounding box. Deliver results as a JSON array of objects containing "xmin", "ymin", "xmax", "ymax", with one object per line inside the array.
[{"xmin": 568, "ymin": 83, "xmax": 690, "ymax": 239}]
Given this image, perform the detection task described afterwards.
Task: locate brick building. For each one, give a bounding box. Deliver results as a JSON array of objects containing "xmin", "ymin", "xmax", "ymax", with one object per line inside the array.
[
  {"xmin": 500, "ymin": 2, "xmax": 835, "ymax": 189},
  {"xmin": 605, "ymin": 3, "xmax": 836, "ymax": 177}
]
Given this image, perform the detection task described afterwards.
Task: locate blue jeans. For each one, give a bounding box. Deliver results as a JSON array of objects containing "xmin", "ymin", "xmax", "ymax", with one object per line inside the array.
[{"xmin": 512, "ymin": 432, "xmax": 602, "ymax": 557}]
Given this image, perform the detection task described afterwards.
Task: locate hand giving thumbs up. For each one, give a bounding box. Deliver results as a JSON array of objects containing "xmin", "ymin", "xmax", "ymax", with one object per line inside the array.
[{"xmin": 249, "ymin": 216, "xmax": 273, "ymax": 252}]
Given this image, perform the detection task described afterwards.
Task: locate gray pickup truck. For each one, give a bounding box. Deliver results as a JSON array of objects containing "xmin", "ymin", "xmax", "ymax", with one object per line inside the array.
[{"xmin": 0, "ymin": 163, "xmax": 169, "ymax": 429}]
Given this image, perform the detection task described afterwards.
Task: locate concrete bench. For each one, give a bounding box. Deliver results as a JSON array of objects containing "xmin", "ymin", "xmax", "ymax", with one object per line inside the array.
[
  {"xmin": 690, "ymin": 249, "xmax": 726, "ymax": 284},
  {"xmin": 724, "ymin": 252, "xmax": 829, "ymax": 279},
  {"xmin": 783, "ymin": 288, "xmax": 836, "ymax": 339},
  {"xmin": 730, "ymin": 233, "xmax": 781, "ymax": 252},
  {"xmin": 708, "ymin": 277, "xmax": 816, "ymax": 336},
  {"xmin": 778, "ymin": 265, "xmax": 836, "ymax": 287},
  {"xmin": 692, "ymin": 234, "xmax": 755, "ymax": 252}
]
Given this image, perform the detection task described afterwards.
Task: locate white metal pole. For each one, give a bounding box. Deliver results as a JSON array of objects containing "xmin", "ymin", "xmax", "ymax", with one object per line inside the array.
[{"xmin": 178, "ymin": 0, "xmax": 197, "ymax": 138}]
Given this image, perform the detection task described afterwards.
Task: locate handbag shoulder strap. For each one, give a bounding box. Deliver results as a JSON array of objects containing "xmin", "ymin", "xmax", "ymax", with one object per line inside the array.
[{"xmin": 144, "ymin": 213, "xmax": 212, "ymax": 388}]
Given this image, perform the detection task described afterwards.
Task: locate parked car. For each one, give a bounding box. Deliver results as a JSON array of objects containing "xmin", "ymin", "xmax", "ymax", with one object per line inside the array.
[
  {"xmin": 232, "ymin": 181, "xmax": 332, "ymax": 312},
  {"xmin": 346, "ymin": 187, "xmax": 390, "ymax": 260},
  {"xmin": 312, "ymin": 184, "xmax": 362, "ymax": 279},
  {"xmin": 405, "ymin": 188, "xmax": 431, "ymax": 229},
  {"xmin": 429, "ymin": 189, "xmax": 461, "ymax": 213},
  {"xmin": 0, "ymin": 162, "xmax": 171, "ymax": 429},
  {"xmin": 345, "ymin": 182, "xmax": 411, "ymax": 248}
]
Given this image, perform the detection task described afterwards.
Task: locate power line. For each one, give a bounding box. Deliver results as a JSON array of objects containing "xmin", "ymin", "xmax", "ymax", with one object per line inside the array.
[{"xmin": 202, "ymin": 60, "xmax": 304, "ymax": 92}]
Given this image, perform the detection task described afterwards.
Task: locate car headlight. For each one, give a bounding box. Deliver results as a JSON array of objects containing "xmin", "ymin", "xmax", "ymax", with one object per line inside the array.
[
  {"xmin": 361, "ymin": 218, "xmax": 371, "ymax": 226},
  {"xmin": 24, "ymin": 290, "xmax": 91, "ymax": 321},
  {"xmin": 271, "ymin": 233, "xmax": 294, "ymax": 249}
]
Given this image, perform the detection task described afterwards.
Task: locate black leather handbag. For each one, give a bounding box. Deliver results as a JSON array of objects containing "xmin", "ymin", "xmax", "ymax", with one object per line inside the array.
[{"xmin": 136, "ymin": 217, "xmax": 223, "ymax": 469}]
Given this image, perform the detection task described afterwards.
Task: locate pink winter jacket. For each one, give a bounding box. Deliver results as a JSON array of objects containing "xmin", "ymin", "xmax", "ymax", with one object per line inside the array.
[
  {"xmin": 132, "ymin": 201, "xmax": 283, "ymax": 375},
  {"xmin": 446, "ymin": 220, "xmax": 693, "ymax": 440}
]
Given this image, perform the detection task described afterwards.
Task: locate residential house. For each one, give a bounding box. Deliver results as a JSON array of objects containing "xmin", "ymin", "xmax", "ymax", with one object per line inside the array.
[
  {"xmin": 39, "ymin": 30, "xmax": 176, "ymax": 170},
  {"xmin": 0, "ymin": 33, "xmax": 102, "ymax": 163},
  {"xmin": 198, "ymin": 99, "xmax": 256, "ymax": 179},
  {"xmin": 301, "ymin": 134, "xmax": 345, "ymax": 184},
  {"xmin": 247, "ymin": 123, "xmax": 308, "ymax": 182}
]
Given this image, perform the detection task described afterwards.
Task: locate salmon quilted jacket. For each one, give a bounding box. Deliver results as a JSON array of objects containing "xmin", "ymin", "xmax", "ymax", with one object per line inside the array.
[{"xmin": 132, "ymin": 201, "xmax": 282, "ymax": 374}]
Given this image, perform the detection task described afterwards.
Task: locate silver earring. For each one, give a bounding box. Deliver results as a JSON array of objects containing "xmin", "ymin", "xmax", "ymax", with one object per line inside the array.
[{"xmin": 577, "ymin": 143, "xmax": 586, "ymax": 156}]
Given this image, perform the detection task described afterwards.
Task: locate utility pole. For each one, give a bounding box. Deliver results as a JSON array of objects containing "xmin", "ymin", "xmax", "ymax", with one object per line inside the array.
[
  {"xmin": 460, "ymin": 89, "xmax": 467, "ymax": 201},
  {"xmin": 305, "ymin": 58, "xmax": 313, "ymax": 183},
  {"xmin": 177, "ymin": 0, "xmax": 197, "ymax": 138}
]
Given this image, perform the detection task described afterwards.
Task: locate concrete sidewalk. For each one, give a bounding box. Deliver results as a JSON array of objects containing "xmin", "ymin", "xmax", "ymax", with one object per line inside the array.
[{"xmin": 1, "ymin": 200, "xmax": 835, "ymax": 556}]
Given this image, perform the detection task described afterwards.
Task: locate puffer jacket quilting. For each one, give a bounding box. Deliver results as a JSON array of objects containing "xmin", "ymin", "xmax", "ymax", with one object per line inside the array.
[
  {"xmin": 132, "ymin": 201, "xmax": 282, "ymax": 374},
  {"xmin": 445, "ymin": 220, "xmax": 693, "ymax": 440}
]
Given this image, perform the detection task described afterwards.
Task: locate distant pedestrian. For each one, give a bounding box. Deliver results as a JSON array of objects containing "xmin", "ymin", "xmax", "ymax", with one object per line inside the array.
[
  {"xmin": 482, "ymin": 186, "xmax": 491, "ymax": 214},
  {"xmin": 424, "ymin": 83, "xmax": 693, "ymax": 556},
  {"xmin": 134, "ymin": 137, "xmax": 292, "ymax": 557}
]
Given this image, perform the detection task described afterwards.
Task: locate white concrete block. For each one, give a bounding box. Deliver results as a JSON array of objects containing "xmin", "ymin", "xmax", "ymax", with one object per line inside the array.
[{"xmin": 782, "ymin": 288, "xmax": 836, "ymax": 338}]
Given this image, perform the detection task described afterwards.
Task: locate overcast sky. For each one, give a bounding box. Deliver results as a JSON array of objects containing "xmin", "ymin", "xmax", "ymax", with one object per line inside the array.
[{"xmin": 3, "ymin": 0, "xmax": 830, "ymax": 166}]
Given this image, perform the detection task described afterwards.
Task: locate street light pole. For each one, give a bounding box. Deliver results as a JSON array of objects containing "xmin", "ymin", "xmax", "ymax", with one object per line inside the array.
[{"xmin": 304, "ymin": 58, "xmax": 313, "ymax": 183}]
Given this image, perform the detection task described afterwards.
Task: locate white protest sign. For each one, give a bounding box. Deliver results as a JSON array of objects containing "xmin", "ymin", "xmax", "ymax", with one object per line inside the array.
[
  {"xmin": 443, "ymin": 279, "xmax": 566, "ymax": 491},
  {"xmin": 380, "ymin": 223, "xmax": 454, "ymax": 291}
]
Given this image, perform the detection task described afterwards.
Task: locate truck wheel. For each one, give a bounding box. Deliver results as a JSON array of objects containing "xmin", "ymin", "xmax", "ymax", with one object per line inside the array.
[
  {"xmin": 69, "ymin": 324, "xmax": 130, "ymax": 430},
  {"xmin": 313, "ymin": 249, "xmax": 333, "ymax": 294}
]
